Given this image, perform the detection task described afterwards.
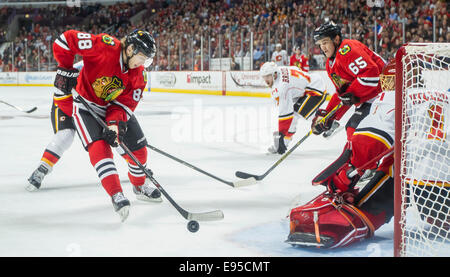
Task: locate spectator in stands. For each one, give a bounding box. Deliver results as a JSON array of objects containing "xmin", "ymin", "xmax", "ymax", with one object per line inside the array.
[{"xmin": 1, "ymin": 0, "xmax": 449, "ymax": 72}]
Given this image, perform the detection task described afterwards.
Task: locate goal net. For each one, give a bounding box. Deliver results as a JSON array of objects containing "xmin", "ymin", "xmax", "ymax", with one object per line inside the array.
[{"xmin": 394, "ymin": 43, "xmax": 450, "ymax": 257}]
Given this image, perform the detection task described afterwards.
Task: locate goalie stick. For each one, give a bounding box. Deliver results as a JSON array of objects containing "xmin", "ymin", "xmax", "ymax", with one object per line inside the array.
[
  {"xmin": 0, "ymin": 100, "xmax": 37, "ymax": 113},
  {"xmin": 235, "ymin": 103, "xmax": 343, "ymax": 181},
  {"xmin": 146, "ymin": 144, "xmax": 256, "ymax": 188},
  {"xmin": 75, "ymin": 95, "xmax": 224, "ymax": 222}
]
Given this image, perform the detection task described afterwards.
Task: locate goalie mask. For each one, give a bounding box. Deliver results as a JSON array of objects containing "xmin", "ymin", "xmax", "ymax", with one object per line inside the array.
[{"xmin": 380, "ymin": 59, "xmax": 396, "ymax": 91}]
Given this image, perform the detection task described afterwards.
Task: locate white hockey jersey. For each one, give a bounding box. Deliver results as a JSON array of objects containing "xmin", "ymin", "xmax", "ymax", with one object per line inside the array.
[
  {"xmin": 270, "ymin": 66, "xmax": 326, "ymax": 136},
  {"xmin": 272, "ymin": 50, "xmax": 288, "ymax": 66}
]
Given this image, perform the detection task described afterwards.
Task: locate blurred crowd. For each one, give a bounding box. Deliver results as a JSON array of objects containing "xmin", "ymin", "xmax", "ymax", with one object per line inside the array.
[{"xmin": 0, "ymin": 0, "xmax": 448, "ymax": 72}]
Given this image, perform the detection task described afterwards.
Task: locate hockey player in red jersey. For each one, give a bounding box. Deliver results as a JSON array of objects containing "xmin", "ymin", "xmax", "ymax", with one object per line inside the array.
[
  {"xmin": 52, "ymin": 29, "xmax": 161, "ymax": 221},
  {"xmin": 286, "ymin": 60, "xmax": 396, "ymax": 248},
  {"xmin": 311, "ymin": 21, "xmax": 386, "ymax": 140},
  {"xmin": 289, "ymin": 45, "xmax": 309, "ymax": 72}
]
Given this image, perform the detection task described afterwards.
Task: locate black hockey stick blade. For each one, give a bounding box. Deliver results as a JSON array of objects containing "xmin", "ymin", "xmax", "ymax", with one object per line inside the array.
[
  {"xmin": 26, "ymin": 107, "xmax": 38, "ymax": 113},
  {"xmin": 235, "ymin": 171, "xmax": 263, "ymax": 181}
]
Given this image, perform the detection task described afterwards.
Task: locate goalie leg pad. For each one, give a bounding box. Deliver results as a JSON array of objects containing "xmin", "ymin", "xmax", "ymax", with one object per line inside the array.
[
  {"xmin": 287, "ymin": 192, "xmax": 379, "ymax": 249},
  {"xmin": 312, "ymin": 142, "xmax": 352, "ymax": 186}
]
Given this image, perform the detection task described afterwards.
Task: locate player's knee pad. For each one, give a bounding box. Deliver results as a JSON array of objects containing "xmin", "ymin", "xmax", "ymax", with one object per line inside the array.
[
  {"xmin": 287, "ymin": 192, "xmax": 380, "ymax": 249},
  {"xmin": 47, "ymin": 129, "xmax": 76, "ymax": 154},
  {"xmin": 87, "ymin": 140, "xmax": 114, "ymax": 165}
]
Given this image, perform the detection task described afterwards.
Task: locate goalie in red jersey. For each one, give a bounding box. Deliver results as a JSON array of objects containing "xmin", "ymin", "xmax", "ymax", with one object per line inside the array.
[
  {"xmin": 51, "ymin": 29, "xmax": 161, "ymax": 221},
  {"xmin": 310, "ymin": 21, "xmax": 386, "ymax": 141}
]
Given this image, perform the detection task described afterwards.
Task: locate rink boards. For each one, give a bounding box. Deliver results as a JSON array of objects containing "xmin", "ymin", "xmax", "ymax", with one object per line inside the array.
[{"xmin": 0, "ymin": 70, "xmax": 336, "ymax": 97}]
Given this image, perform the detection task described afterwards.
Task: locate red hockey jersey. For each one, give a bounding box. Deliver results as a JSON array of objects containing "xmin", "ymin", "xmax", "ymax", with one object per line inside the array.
[
  {"xmin": 325, "ymin": 39, "xmax": 385, "ymax": 120},
  {"xmin": 290, "ymin": 54, "xmax": 309, "ymax": 72},
  {"xmin": 53, "ymin": 30, "xmax": 147, "ymax": 123}
]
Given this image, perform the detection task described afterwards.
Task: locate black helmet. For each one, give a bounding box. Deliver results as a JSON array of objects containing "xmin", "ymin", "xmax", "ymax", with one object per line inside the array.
[
  {"xmin": 313, "ymin": 21, "xmax": 341, "ymax": 43},
  {"xmin": 126, "ymin": 30, "xmax": 156, "ymax": 59}
]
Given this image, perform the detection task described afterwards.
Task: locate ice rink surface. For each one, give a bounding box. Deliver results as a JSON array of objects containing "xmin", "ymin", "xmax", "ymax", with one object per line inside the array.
[{"xmin": 0, "ymin": 86, "xmax": 397, "ymax": 257}]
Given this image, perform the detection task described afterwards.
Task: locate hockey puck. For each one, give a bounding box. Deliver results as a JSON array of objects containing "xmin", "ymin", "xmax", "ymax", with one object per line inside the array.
[{"xmin": 187, "ymin": 220, "xmax": 200, "ymax": 233}]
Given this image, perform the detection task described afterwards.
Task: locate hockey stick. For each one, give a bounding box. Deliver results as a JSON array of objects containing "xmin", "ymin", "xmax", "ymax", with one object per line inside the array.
[
  {"xmin": 229, "ymin": 72, "xmax": 268, "ymax": 88},
  {"xmin": 76, "ymin": 95, "xmax": 224, "ymax": 222},
  {"xmin": 0, "ymin": 100, "xmax": 37, "ymax": 113},
  {"xmin": 235, "ymin": 103, "xmax": 343, "ymax": 181},
  {"xmin": 348, "ymin": 147, "xmax": 394, "ymax": 178},
  {"xmin": 146, "ymin": 144, "xmax": 256, "ymax": 188}
]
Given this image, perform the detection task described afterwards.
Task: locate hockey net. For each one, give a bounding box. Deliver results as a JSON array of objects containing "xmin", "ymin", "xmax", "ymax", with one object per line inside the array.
[{"xmin": 394, "ymin": 43, "xmax": 450, "ymax": 257}]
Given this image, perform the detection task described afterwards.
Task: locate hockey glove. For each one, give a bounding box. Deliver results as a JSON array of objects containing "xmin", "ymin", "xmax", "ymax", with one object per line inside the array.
[
  {"xmin": 329, "ymin": 163, "xmax": 359, "ymax": 194},
  {"xmin": 103, "ymin": 121, "xmax": 127, "ymax": 147},
  {"xmin": 311, "ymin": 109, "xmax": 335, "ymax": 135},
  {"xmin": 268, "ymin": 132, "xmax": 292, "ymax": 154},
  {"xmin": 54, "ymin": 67, "xmax": 79, "ymax": 94},
  {"xmin": 338, "ymin": 92, "xmax": 360, "ymax": 106}
]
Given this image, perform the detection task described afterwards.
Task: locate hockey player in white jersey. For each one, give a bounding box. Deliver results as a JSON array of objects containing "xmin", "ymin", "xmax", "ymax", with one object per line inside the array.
[
  {"xmin": 271, "ymin": 43, "xmax": 288, "ymax": 66},
  {"xmin": 26, "ymin": 61, "xmax": 84, "ymax": 192},
  {"xmin": 259, "ymin": 61, "xmax": 328, "ymax": 154}
]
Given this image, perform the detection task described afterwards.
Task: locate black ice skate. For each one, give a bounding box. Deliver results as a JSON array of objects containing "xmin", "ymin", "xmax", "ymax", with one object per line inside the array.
[
  {"xmin": 26, "ymin": 164, "xmax": 49, "ymax": 192},
  {"xmin": 133, "ymin": 182, "xmax": 162, "ymax": 202},
  {"xmin": 111, "ymin": 192, "xmax": 130, "ymax": 222}
]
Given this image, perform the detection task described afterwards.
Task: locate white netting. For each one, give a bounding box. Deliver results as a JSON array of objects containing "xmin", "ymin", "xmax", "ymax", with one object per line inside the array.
[{"xmin": 399, "ymin": 43, "xmax": 450, "ymax": 257}]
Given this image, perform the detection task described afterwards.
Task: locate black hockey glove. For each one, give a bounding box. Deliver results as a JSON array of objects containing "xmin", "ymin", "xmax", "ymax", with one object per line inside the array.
[
  {"xmin": 277, "ymin": 133, "xmax": 288, "ymax": 154},
  {"xmin": 338, "ymin": 92, "xmax": 360, "ymax": 106},
  {"xmin": 102, "ymin": 121, "xmax": 127, "ymax": 147},
  {"xmin": 311, "ymin": 109, "xmax": 335, "ymax": 135},
  {"xmin": 54, "ymin": 67, "xmax": 79, "ymax": 94},
  {"xmin": 268, "ymin": 132, "xmax": 291, "ymax": 155}
]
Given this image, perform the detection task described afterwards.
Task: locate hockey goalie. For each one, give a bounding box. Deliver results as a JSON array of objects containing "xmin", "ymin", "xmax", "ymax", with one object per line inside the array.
[{"xmin": 286, "ymin": 60, "xmax": 397, "ymax": 249}]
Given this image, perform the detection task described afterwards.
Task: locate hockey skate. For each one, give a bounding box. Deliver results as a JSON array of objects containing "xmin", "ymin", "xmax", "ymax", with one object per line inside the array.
[
  {"xmin": 26, "ymin": 164, "xmax": 49, "ymax": 192},
  {"xmin": 133, "ymin": 181, "xmax": 162, "ymax": 203},
  {"xmin": 111, "ymin": 192, "xmax": 130, "ymax": 222}
]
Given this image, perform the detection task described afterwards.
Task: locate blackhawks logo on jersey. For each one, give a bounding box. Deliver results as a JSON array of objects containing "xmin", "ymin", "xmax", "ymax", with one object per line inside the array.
[
  {"xmin": 330, "ymin": 73, "xmax": 350, "ymax": 91},
  {"xmin": 338, "ymin": 44, "xmax": 351, "ymax": 55},
  {"xmin": 101, "ymin": 35, "xmax": 115, "ymax": 46},
  {"xmin": 92, "ymin": 76, "xmax": 125, "ymax": 101}
]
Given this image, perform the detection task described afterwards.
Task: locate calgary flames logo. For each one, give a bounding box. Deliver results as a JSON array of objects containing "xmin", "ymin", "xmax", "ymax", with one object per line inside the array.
[{"xmin": 92, "ymin": 76, "xmax": 124, "ymax": 101}]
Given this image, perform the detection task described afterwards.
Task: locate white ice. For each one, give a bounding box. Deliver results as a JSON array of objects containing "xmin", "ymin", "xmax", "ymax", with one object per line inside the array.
[{"xmin": 0, "ymin": 86, "xmax": 397, "ymax": 257}]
